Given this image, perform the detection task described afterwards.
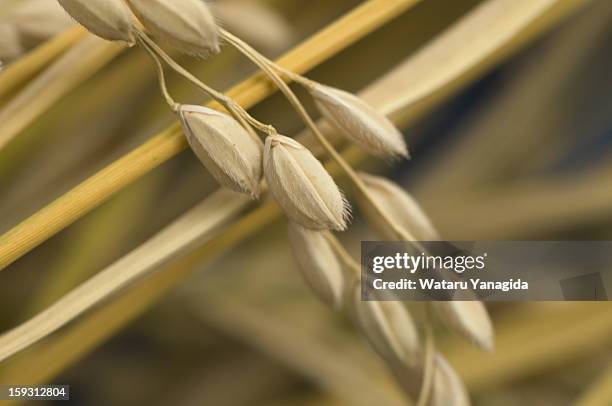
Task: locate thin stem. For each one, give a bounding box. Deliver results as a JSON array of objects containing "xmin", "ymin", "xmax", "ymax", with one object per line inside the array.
[
  {"xmin": 325, "ymin": 229, "xmax": 438, "ymax": 406},
  {"xmin": 267, "ymin": 59, "xmax": 313, "ymax": 88},
  {"xmin": 233, "ymin": 43, "xmax": 315, "ymax": 90},
  {"xmin": 323, "ymin": 232, "xmax": 360, "ymax": 276},
  {"xmin": 263, "ymin": 59, "xmax": 319, "ymax": 92},
  {"xmin": 0, "ymin": 27, "xmax": 86, "ymax": 100},
  {"xmin": 416, "ymin": 308, "xmax": 436, "ymax": 406},
  {"xmin": 220, "ymin": 29, "xmax": 416, "ymax": 241},
  {"xmin": 135, "ymin": 31, "xmax": 276, "ymax": 136},
  {"xmin": 137, "ymin": 36, "xmax": 178, "ymax": 112},
  {"xmin": 0, "ymin": 0, "xmax": 425, "ymax": 272}
]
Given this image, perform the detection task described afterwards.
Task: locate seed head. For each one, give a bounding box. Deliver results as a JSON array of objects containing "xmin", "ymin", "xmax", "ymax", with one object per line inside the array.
[
  {"xmin": 287, "ymin": 223, "xmax": 345, "ymax": 309},
  {"xmin": 125, "ymin": 0, "xmax": 220, "ymax": 56},
  {"xmin": 433, "ymin": 300, "xmax": 494, "ymax": 351},
  {"xmin": 264, "ymin": 134, "xmax": 349, "ymax": 231},
  {"xmin": 310, "ymin": 83, "xmax": 408, "ymax": 158},
  {"xmin": 179, "ymin": 105, "xmax": 263, "ymax": 197},
  {"xmin": 358, "ymin": 172, "xmax": 439, "ymax": 241},
  {"xmin": 350, "ymin": 283, "xmax": 420, "ymax": 364},
  {"xmin": 57, "ymin": 0, "xmax": 136, "ymax": 45}
]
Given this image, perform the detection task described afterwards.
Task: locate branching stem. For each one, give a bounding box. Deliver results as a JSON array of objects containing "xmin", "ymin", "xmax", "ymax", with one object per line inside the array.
[
  {"xmin": 220, "ymin": 29, "xmax": 417, "ymax": 242},
  {"xmin": 137, "ymin": 36, "xmax": 178, "ymax": 112},
  {"xmin": 136, "ymin": 31, "xmax": 276, "ymax": 136}
]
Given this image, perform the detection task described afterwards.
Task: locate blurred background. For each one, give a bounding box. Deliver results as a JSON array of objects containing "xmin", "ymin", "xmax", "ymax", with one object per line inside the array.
[{"xmin": 1, "ymin": 0, "xmax": 612, "ymax": 404}]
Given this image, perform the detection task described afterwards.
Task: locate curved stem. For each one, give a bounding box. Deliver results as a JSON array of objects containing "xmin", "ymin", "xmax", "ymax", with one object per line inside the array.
[
  {"xmin": 137, "ymin": 36, "xmax": 178, "ymax": 112},
  {"xmin": 323, "ymin": 232, "xmax": 360, "ymax": 276},
  {"xmin": 417, "ymin": 308, "xmax": 436, "ymax": 406},
  {"xmin": 263, "ymin": 57, "xmax": 316, "ymax": 89},
  {"xmin": 137, "ymin": 34, "xmax": 258, "ymax": 141},
  {"xmin": 136, "ymin": 31, "xmax": 276, "ymax": 136},
  {"xmin": 220, "ymin": 29, "xmax": 416, "ymax": 241}
]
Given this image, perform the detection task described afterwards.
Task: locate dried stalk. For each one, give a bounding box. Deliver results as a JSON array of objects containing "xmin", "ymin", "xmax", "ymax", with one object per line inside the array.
[
  {"xmin": 191, "ymin": 292, "xmax": 407, "ymax": 406},
  {"xmin": 0, "ymin": 83, "xmax": 395, "ymax": 364},
  {"xmin": 0, "ymin": 0, "xmax": 420, "ymax": 271},
  {"xmin": 416, "ymin": 0, "xmax": 609, "ymax": 199},
  {"xmin": 0, "ymin": 48, "xmax": 427, "ymax": 365},
  {"xmin": 0, "ymin": 27, "xmax": 85, "ymax": 99},
  {"xmin": 0, "ymin": 189, "xmax": 251, "ymax": 362},
  {"xmin": 379, "ymin": 0, "xmax": 589, "ymax": 130},
  {"xmin": 0, "ymin": 198, "xmax": 281, "ymax": 385},
  {"xmin": 0, "ymin": 49, "xmax": 154, "ymax": 217},
  {"xmin": 0, "ymin": 35, "xmax": 124, "ymax": 150},
  {"xmin": 0, "ymin": 0, "xmax": 580, "ymax": 270},
  {"xmin": 422, "ymin": 162, "xmax": 612, "ymax": 239},
  {"xmin": 0, "ymin": 0, "xmax": 592, "ymax": 394},
  {"xmin": 0, "ymin": 0, "xmax": 585, "ymax": 271},
  {"xmin": 22, "ymin": 172, "xmax": 164, "ymax": 317}
]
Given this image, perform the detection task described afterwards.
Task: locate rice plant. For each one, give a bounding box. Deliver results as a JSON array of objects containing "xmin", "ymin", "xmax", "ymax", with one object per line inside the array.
[{"xmin": 0, "ymin": 0, "xmax": 610, "ymax": 405}]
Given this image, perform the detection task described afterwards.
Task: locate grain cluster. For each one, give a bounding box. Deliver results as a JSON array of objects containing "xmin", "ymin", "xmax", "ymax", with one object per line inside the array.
[{"xmin": 1, "ymin": 1, "xmax": 499, "ymax": 404}]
